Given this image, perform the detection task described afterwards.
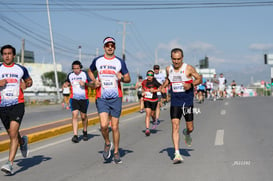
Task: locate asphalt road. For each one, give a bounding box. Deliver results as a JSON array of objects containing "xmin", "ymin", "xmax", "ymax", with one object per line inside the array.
[{"xmin": 0, "ymin": 96, "xmax": 273, "ymax": 180}]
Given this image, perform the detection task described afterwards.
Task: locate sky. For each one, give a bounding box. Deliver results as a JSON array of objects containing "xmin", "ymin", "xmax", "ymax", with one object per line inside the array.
[{"xmin": 1, "ymin": 0, "xmax": 273, "ymax": 86}]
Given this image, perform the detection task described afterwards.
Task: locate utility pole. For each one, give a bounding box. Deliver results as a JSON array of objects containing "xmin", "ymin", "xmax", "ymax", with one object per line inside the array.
[
  {"xmin": 119, "ymin": 21, "xmax": 130, "ymax": 61},
  {"xmin": 264, "ymin": 54, "xmax": 273, "ymax": 96},
  {"xmin": 21, "ymin": 39, "xmax": 25, "ymax": 65},
  {"xmin": 155, "ymin": 48, "xmax": 158, "ymax": 65},
  {"xmin": 78, "ymin": 45, "xmax": 82, "ymax": 61},
  {"xmin": 96, "ymin": 48, "xmax": 99, "ymax": 57},
  {"xmin": 46, "ymin": 0, "xmax": 61, "ymax": 101}
]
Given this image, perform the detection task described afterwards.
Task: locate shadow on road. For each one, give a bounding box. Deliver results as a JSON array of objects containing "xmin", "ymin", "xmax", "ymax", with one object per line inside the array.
[
  {"xmin": 159, "ymin": 147, "xmax": 194, "ymax": 160},
  {"xmin": 99, "ymin": 147, "xmax": 134, "ymax": 164},
  {"xmin": 13, "ymin": 155, "xmax": 52, "ymax": 175}
]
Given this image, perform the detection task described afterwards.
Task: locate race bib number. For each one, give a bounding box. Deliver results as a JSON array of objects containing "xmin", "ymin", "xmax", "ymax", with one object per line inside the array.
[
  {"xmin": 144, "ymin": 91, "xmax": 153, "ymax": 98},
  {"xmin": 101, "ymin": 78, "xmax": 116, "ymax": 89},
  {"xmin": 2, "ymin": 88, "xmax": 19, "ymax": 99},
  {"xmin": 172, "ymin": 83, "xmax": 185, "ymax": 92},
  {"xmin": 72, "ymin": 81, "xmax": 80, "ymax": 88}
]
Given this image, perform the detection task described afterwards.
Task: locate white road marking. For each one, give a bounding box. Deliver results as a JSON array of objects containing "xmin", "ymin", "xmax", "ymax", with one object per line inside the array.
[
  {"xmin": 220, "ymin": 109, "xmax": 226, "ymax": 115},
  {"xmin": 215, "ymin": 129, "xmax": 224, "ymax": 146},
  {"xmin": 232, "ymin": 160, "xmax": 251, "ymax": 166},
  {"xmin": 224, "ymin": 102, "xmax": 229, "ymax": 106},
  {"xmin": 0, "ymin": 113, "xmax": 145, "ymax": 162}
]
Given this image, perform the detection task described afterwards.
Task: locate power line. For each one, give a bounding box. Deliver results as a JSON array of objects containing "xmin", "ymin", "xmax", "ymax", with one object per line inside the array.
[{"xmin": 1, "ymin": 1, "xmax": 273, "ymax": 12}]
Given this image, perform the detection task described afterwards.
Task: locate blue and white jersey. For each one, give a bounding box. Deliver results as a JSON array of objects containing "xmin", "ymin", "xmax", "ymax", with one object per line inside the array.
[
  {"xmin": 89, "ymin": 55, "xmax": 129, "ymax": 99},
  {"xmin": 0, "ymin": 63, "xmax": 30, "ymax": 107},
  {"xmin": 67, "ymin": 70, "xmax": 91, "ymax": 100}
]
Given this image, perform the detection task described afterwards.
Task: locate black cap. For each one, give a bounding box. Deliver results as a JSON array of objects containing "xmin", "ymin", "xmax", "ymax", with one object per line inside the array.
[{"xmin": 153, "ymin": 65, "xmax": 160, "ymax": 69}]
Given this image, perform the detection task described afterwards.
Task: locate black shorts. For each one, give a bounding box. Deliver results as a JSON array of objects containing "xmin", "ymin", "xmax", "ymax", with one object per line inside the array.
[
  {"xmin": 144, "ymin": 101, "xmax": 158, "ymax": 111},
  {"xmin": 63, "ymin": 94, "xmax": 70, "ymax": 97},
  {"xmin": 70, "ymin": 99, "xmax": 89, "ymax": 114},
  {"xmin": 0, "ymin": 103, "xmax": 25, "ymax": 130},
  {"xmin": 161, "ymin": 93, "xmax": 167, "ymax": 99},
  {"xmin": 170, "ymin": 106, "xmax": 193, "ymax": 122},
  {"xmin": 137, "ymin": 91, "xmax": 142, "ymax": 100}
]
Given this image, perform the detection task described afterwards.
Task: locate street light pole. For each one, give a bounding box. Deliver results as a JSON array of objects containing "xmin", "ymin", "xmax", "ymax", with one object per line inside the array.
[{"xmin": 46, "ymin": 0, "xmax": 61, "ymax": 102}]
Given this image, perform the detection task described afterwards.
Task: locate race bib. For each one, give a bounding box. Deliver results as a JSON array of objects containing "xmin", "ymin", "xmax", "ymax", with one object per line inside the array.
[
  {"xmin": 2, "ymin": 88, "xmax": 19, "ymax": 99},
  {"xmin": 144, "ymin": 91, "xmax": 153, "ymax": 98},
  {"xmin": 172, "ymin": 82, "xmax": 185, "ymax": 92},
  {"xmin": 101, "ymin": 78, "xmax": 117, "ymax": 89},
  {"xmin": 72, "ymin": 81, "xmax": 80, "ymax": 88}
]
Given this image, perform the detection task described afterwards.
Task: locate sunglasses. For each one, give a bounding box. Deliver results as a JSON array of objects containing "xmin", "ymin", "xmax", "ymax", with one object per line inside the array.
[
  {"xmin": 147, "ymin": 73, "xmax": 154, "ymax": 76},
  {"xmin": 105, "ymin": 43, "xmax": 115, "ymax": 48}
]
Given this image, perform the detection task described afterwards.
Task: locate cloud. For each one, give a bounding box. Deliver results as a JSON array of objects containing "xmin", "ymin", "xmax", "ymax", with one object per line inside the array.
[
  {"xmin": 187, "ymin": 41, "xmax": 216, "ymax": 52},
  {"xmin": 157, "ymin": 39, "xmax": 182, "ymax": 50},
  {"xmin": 157, "ymin": 39, "xmax": 218, "ymax": 55},
  {"xmin": 249, "ymin": 43, "xmax": 273, "ymax": 52}
]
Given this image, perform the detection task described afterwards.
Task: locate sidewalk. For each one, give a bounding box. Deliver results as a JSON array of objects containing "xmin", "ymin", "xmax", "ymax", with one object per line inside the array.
[{"xmin": 0, "ymin": 102, "xmax": 140, "ymax": 152}]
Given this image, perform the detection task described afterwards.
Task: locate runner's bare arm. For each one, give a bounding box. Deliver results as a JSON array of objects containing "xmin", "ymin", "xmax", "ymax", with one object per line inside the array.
[
  {"xmin": 121, "ymin": 72, "xmax": 131, "ymax": 83},
  {"xmin": 24, "ymin": 77, "xmax": 33, "ymax": 88},
  {"xmin": 0, "ymin": 79, "xmax": 7, "ymax": 87},
  {"xmin": 161, "ymin": 66, "xmax": 170, "ymax": 90},
  {"xmin": 188, "ymin": 65, "xmax": 202, "ymax": 86}
]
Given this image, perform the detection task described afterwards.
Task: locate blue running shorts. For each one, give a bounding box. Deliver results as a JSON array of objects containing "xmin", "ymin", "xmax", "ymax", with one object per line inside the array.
[{"xmin": 96, "ymin": 97, "xmax": 122, "ymax": 118}]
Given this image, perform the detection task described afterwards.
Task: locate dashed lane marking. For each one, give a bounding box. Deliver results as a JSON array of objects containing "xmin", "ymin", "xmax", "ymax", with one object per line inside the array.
[
  {"xmin": 215, "ymin": 129, "xmax": 224, "ymax": 146},
  {"xmin": 220, "ymin": 109, "xmax": 226, "ymax": 115}
]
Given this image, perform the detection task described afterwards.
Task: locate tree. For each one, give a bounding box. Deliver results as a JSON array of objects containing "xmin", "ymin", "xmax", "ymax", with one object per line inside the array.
[{"xmin": 41, "ymin": 71, "xmax": 67, "ymax": 87}]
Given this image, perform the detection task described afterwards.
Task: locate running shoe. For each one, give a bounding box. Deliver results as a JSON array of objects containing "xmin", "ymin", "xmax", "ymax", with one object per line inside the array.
[
  {"xmin": 1, "ymin": 161, "xmax": 13, "ymax": 175},
  {"xmin": 145, "ymin": 129, "xmax": 150, "ymax": 136},
  {"xmin": 83, "ymin": 131, "xmax": 88, "ymax": 141},
  {"xmin": 183, "ymin": 128, "xmax": 192, "ymax": 147},
  {"xmin": 20, "ymin": 135, "xmax": 29, "ymax": 158},
  {"xmin": 103, "ymin": 142, "xmax": 113, "ymax": 160},
  {"xmin": 156, "ymin": 119, "xmax": 160, "ymax": 125},
  {"xmin": 152, "ymin": 124, "xmax": 157, "ymax": 130},
  {"xmin": 71, "ymin": 135, "xmax": 79, "ymax": 143},
  {"xmin": 173, "ymin": 153, "xmax": 183, "ymax": 164},
  {"xmin": 113, "ymin": 152, "xmax": 122, "ymax": 164}
]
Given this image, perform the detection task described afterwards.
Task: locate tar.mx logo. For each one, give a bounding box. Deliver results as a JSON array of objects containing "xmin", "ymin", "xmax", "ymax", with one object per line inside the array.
[{"xmin": 182, "ymin": 103, "xmax": 201, "ymax": 115}]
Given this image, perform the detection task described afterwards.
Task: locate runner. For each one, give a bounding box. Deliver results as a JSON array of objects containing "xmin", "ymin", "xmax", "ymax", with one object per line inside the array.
[
  {"xmin": 218, "ymin": 73, "xmax": 227, "ymax": 99},
  {"xmin": 196, "ymin": 77, "xmax": 206, "ymax": 104},
  {"xmin": 206, "ymin": 79, "xmax": 213, "ymax": 100},
  {"xmin": 66, "ymin": 60, "xmax": 91, "ymax": 143},
  {"xmin": 212, "ymin": 74, "xmax": 218, "ymax": 101},
  {"xmin": 0, "ymin": 45, "xmax": 33, "ymax": 175},
  {"xmin": 161, "ymin": 48, "xmax": 201, "ymax": 164},
  {"xmin": 240, "ymin": 84, "xmax": 244, "ymax": 97},
  {"xmin": 231, "ymin": 80, "xmax": 237, "ymax": 97},
  {"xmin": 88, "ymin": 37, "xmax": 131, "ymax": 164},
  {"xmin": 153, "ymin": 65, "xmax": 166, "ymax": 125},
  {"xmin": 142, "ymin": 70, "xmax": 161, "ymax": 136},
  {"xmin": 61, "ymin": 82, "xmax": 70, "ymax": 110},
  {"xmin": 134, "ymin": 75, "xmax": 144, "ymax": 113}
]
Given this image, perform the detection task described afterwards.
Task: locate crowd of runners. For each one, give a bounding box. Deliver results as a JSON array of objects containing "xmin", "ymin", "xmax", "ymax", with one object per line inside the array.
[{"xmin": 1, "ymin": 38, "xmax": 246, "ymax": 175}]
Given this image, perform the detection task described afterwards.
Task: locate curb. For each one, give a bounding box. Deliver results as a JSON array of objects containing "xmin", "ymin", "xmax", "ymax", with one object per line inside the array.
[{"xmin": 0, "ymin": 104, "xmax": 140, "ymax": 152}]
